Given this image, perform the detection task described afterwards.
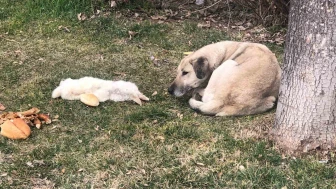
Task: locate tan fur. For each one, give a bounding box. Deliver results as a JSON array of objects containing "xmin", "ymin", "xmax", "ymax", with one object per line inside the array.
[{"xmin": 168, "ymin": 41, "xmax": 281, "ymax": 116}]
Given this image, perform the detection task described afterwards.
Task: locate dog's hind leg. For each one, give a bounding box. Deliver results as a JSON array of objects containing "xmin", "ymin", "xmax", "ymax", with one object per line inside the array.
[
  {"xmin": 216, "ymin": 96, "xmax": 276, "ymax": 116},
  {"xmin": 250, "ymin": 96, "xmax": 276, "ymax": 114},
  {"xmin": 215, "ymin": 105, "xmax": 245, "ymax": 116}
]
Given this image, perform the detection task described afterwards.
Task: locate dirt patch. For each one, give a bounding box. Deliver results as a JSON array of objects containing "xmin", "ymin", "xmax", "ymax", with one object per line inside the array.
[
  {"xmin": 30, "ymin": 178, "xmax": 55, "ymax": 189},
  {"xmin": 234, "ymin": 114, "xmax": 275, "ymax": 140}
]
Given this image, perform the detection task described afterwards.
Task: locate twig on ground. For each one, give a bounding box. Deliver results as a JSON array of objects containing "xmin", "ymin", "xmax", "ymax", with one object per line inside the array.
[
  {"xmin": 226, "ymin": 0, "xmax": 231, "ymax": 29},
  {"xmin": 0, "ymin": 35, "xmax": 20, "ymax": 43}
]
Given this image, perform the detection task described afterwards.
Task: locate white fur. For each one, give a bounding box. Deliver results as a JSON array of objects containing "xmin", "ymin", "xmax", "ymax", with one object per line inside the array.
[{"xmin": 52, "ymin": 77, "xmax": 149, "ymax": 104}]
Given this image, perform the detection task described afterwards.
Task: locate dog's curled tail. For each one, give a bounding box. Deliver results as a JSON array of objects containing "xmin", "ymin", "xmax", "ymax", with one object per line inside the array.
[{"xmin": 52, "ymin": 86, "xmax": 62, "ymax": 98}]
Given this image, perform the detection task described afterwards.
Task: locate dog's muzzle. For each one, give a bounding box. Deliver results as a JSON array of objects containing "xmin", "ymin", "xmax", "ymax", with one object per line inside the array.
[
  {"xmin": 168, "ymin": 83, "xmax": 187, "ymax": 97},
  {"xmin": 167, "ymin": 84, "xmax": 175, "ymax": 95}
]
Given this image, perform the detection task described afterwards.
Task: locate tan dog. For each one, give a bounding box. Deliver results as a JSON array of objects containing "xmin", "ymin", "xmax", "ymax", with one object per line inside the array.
[{"xmin": 168, "ymin": 41, "xmax": 281, "ymax": 116}]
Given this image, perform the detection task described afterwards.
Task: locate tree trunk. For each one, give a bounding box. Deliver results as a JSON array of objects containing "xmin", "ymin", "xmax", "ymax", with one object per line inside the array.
[{"xmin": 271, "ymin": 0, "xmax": 336, "ymax": 153}]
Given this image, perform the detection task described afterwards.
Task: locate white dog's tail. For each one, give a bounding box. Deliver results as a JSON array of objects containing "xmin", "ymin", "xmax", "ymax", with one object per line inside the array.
[{"xmin": 52, "ymin": 86, "xmax": 62, "ymax": 98}]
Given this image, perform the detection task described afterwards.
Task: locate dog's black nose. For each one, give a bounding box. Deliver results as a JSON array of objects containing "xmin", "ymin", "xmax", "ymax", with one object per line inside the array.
[{"xmin": 168, "ymin": 85, "xmax": 174, "ymax": 95}]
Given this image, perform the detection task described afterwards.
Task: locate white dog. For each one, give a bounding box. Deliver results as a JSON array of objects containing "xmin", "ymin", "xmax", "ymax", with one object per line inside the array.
[{"xmin": 52, "ymin": 77, "xmax": 149, "ymax": 105}]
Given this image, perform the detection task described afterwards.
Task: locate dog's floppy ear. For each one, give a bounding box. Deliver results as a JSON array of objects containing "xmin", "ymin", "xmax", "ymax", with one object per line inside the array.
[{"xmin": 191, "ymin": 57, "xmax": 209, "ymax": 79}]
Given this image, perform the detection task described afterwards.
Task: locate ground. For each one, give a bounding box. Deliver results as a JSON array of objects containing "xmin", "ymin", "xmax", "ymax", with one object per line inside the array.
[{"xmin": 0, "ymin": 1, "xmax": 336, "ymax": 188}]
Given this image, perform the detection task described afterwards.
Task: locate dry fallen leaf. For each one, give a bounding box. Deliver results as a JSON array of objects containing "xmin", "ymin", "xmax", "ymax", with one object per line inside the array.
[
  {"xmin": 237, "ymin": 26, "xmax": 246, "ymax": 31},
  {"xmin": 14, "ymin": 50, "xmax": 22, "ymax": 56},
  {"xmin": 195, "ymin": 0, "xmax": 205, "ymax": 5},
  {"xmin": 238, "ymin": 165, "xmax": 245, "ymax": 171},
  {"xmin": 153, "ymin": 59, "xmax": 160, "ymax": 66},
  {"xmin": 0, "ymin": 107, "xmax": 51, "ymax": 129},
  {"xmin": 151, "ymin": 15, "xmax": 167, "ymax": 20},
  {"xmin": 156, "ymin": 136, "xmax": 165, "ymax": 141},
  {"xmin": 150, "ymin": 55, "xmax": 160, "ymax": 66},
  {"xmin": 197, "ymin": 21, "xmax": 211, "ymax": 28},
  {"xmin": 128, "ymin": 30, "xmax": 138, "ymax": 39},
  {"xmin": 177, "ymin": 113, "xmax": 183, "ymax": 119},
  {"xmin": 110, "ymin": 1, "xmax": 116, "ymax": 8},
  {"xmin": 0, "ymin": 103, "xmax": 6, "ymax": 111},
  {"xmin": 26, "ymin": 162, "xmax": 34, "ymax": 168},
  {"xmin": 33, "ymin": 117, "xmax": 41, "ymax": 129},
  {"xmin": 113, "ymin": 72, "xmax": 127, "ymax": 77},
  {"xmin": 58, "ymin": 26, "xmax": 70, "ymax": 33},
  {"xmin": 235, "ymin": 21, "xmax": 244, "ymax": 26},
  {"xmin": 183, "ymin": 52, "xmax": 193, "ymax": 55},
  {"xmin": 33, "ymin": 160, "xmax": 45, "ymax": 166},
  {"xmin": 244, "ymin": 33, "xmax": 251, "ymax": 38},
  {"xmin": 115, "ymin": 11, "xmax": 122, "ymax": 18},
  {"xmin": 196, "ymin": 162, "xmax": 205, "ymax": 166},
  {"xmin": 275, "ymin": 36, "xmax": 285, "ymax": 45},
  {"xmin": 77, "ymin": 13, "xmax": 87, "ymax": 21}
]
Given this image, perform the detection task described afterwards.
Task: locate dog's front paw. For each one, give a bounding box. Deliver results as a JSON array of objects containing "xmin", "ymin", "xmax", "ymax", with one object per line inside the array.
[{"xmin": 189, "ymin": 98, "xmax": 203, "ymax": 110}]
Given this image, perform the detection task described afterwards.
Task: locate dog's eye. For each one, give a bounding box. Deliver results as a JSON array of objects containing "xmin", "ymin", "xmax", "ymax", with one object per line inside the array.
[{"xmin": 182, "ymin": 71, "xmax": 188, "ymax": 76}]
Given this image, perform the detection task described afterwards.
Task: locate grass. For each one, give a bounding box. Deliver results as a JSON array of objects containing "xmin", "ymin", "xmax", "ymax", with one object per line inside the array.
[{"xmin": 1, "ymin": 0, "xmax": 336, "ymax": 188}]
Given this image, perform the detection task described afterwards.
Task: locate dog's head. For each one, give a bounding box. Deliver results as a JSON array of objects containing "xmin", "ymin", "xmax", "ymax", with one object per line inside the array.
[{"xmin": 168, "ymin": 56, "xmax": 210, "ymax": 97}]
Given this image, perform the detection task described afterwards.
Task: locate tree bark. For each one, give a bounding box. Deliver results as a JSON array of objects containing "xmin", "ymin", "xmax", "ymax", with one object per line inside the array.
[{"xmin": 272, "ymin": 0, "xmax": 336, "ymax": 153}]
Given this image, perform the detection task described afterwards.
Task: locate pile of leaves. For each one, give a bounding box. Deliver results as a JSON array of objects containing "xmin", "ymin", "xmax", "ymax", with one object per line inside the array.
[
  {"xmin": 96, "ymin": 0, "xmax": 289, "ymax": 27},
  {"xmin": 76, "ymin": 0, "xmax": 287, "ymax": 46},
  {"xmin": 0, "ymin": 106, "xmax": 52, "ymax": 129}
]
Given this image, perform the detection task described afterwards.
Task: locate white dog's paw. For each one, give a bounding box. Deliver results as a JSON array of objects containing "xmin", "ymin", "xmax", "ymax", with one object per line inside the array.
[{"xmin": 189, "ymin": 98, "xmax": 203, "ymax": 109}]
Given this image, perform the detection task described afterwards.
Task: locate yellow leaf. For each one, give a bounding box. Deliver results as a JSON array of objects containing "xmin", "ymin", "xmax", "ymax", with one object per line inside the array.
[{"xmin": 183, "ymin": 52, "xmax": 193, "ymax": 55}]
